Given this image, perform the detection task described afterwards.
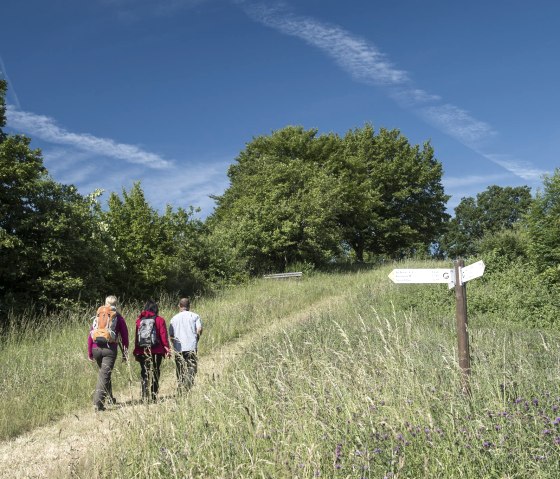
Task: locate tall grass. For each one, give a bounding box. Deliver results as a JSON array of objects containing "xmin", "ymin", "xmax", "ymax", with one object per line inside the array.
[
  {"xmin": 87, "ymin": 265, "xmax": 560, "ymax": 478},
  {"xmin": 0, "ymin": 273, "xmax": 352, "ymax": 439}
]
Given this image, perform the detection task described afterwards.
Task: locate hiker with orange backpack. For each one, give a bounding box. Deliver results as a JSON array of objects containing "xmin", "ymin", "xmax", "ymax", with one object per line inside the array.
[
  {"xmin": 87, "ymin": 295, "xmax": 129, "ymax": 412},
  {"xmin": 133, "ymin": 299, "xmax": 170, "ymax": 402}
]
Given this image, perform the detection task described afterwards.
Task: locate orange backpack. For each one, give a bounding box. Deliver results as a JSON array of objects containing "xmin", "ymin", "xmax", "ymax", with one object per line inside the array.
[{"xmin": 91, "ymin": 305, "xmax": 118, "ymax": 346}]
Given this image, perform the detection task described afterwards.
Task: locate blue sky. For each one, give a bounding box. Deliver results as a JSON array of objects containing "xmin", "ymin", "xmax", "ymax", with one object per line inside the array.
[{"xmin": 1, "ymin": 0, "xmax": 558, "ymax": 217}]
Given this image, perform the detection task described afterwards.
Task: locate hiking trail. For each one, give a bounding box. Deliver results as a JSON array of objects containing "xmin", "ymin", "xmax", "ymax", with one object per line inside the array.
[{"xmin": 0, "ymin": 295, "xmax": 341, "ymax": 479}]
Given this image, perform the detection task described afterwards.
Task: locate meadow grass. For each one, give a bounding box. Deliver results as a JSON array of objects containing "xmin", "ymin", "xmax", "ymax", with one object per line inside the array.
[
  {"xmin": 2, "ymin": 262, "xmax": 560, "ymax": 478},
  {"xmin": 88, "ymin": 264, "xmax": 559, "ymax": 478}
]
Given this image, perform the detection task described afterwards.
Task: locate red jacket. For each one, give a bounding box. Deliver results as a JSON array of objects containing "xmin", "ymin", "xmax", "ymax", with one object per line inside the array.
[{"xmin": 133, "ymin": 311, "xmax": 170, "ymax": 357}]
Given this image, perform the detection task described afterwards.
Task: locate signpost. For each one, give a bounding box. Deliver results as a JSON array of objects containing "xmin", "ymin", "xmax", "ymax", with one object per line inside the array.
[{"xmin": 389, "ymin": 260, "xmax": 485, "ymax": 395}]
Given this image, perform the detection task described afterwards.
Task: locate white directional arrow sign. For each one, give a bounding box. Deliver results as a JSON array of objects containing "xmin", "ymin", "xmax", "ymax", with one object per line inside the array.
[
  {"xmin": 461, "ymin": 260, "xmax": 485, "ymax": 283},
  {"xmin": 388, "ymin": 268, "xmax": 454, "ymax": 284}
]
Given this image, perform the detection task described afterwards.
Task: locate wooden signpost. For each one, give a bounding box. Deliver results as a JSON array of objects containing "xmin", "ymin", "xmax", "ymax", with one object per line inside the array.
[{"xmin": 389, "ymin": 260, "xmax": 485, "ymax": 394}]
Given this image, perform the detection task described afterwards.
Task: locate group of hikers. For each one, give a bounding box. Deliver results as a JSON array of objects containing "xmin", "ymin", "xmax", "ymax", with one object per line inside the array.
[{"xmin": 87, "ymin": 295, "xmax": 203, "ymax": 411}]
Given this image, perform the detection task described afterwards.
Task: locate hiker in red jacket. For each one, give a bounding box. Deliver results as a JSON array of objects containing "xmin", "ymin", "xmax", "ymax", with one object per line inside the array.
[
  {"xmin": 133, "ymin": 299, "xmax": 170, "ymax": 402},
  {"xmin": 87, "ymin": 295, "xmax": 129, "ymax": 411}
]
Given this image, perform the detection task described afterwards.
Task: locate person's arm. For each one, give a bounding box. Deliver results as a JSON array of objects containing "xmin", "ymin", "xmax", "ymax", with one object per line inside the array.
[
  {"xmin": 87, "ymin": 333, "xmax": 94, "ymax": 360},
  {"xmin": 118, "ymin": 315, "xmax": 129, "ymax": 360},
  {"xmin": 157, "ymin": 317, "xmax": 171, "ymax": 356}
]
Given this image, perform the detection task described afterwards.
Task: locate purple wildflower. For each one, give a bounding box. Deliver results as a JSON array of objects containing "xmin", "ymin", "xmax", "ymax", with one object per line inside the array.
[
  {"xmin": 334, "ymin": 443, "xmax": 342, "ymax": 469},
  {"xmin": 482, "ymin": 441, "xmax": 493, "ymax": 449},
  {"xmin": 554, "ymin": 417, "xmax": 560, "ymax": 425}
]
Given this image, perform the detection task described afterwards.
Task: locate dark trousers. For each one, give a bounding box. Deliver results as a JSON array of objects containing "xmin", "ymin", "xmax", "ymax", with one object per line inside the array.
[
  {"xmin": 138, "ymin": 354, "xmax": 163, "ymax": 401},
  {"xmin": 175, "ymin": 350, "xmax": 198, "ymax": 392},
  {"xmin": 92, "ymin": 346, "xmax": 117, "ymax": 409}
]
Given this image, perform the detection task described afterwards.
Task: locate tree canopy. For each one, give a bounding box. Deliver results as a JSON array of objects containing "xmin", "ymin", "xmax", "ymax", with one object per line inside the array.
[
  {"xmin": 440, "ymin": 185, "xmax": 533, "ymax": 258},
  {"xmin": 210, "ymin": 124, "xmax": 449, "ymax": 270}
]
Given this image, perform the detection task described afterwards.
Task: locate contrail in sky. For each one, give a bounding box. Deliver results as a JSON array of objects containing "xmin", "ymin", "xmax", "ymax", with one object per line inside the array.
[{"xmin": 0, "ymin": 55, "xmax": 21, "ymax": 109}]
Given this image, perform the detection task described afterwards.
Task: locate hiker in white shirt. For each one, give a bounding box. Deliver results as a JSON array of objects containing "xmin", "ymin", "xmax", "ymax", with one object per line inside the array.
[{"xmin": 169, "ymin": 297, "xmax": 203, "ymax": 392}]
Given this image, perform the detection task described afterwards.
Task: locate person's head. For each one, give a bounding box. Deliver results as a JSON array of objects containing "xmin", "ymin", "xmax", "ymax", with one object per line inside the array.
[
  {"xmin": 143, "ymin": 299, "xmax": 158, "ymax": 316},
  {"xmin": 105, "ymin": 295, "xmax": 118, "ymax": 308},
  {"xmin": 179, "ymin": 297, "xmax": 190, "ymax": 311}
]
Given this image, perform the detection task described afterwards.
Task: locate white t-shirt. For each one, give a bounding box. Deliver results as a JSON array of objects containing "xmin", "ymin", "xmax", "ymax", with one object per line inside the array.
[{"xmin": 169, "ymin": 310, "xmax": 202, "ymax": 352}]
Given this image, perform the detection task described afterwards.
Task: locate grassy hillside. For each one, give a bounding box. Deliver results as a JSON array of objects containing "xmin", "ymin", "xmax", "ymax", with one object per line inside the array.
[{"xmin": 2, "ymin": 262, "xmax": 559, "ymax": 477}]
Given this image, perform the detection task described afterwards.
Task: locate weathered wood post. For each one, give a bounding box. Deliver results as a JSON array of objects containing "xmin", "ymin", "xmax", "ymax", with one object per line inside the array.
[{"xmin": 454, "ymin": 259, "xmax": 471, "ymax": 395}]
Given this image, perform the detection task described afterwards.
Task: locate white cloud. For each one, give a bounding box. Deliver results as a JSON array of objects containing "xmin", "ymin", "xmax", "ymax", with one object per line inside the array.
[
  {"xmin": 483, "ymin": 153, "xmax": 550, "ymax": 181},
  {"xmin": 420, "ymin": 104, "xmax": 496, "ymax": 147},
  {"xmin": 390, "ymin": 88, "xmax": 441, "ymax": 107},
  {"xmin": 443, "ymin": 173, "xmax": 512, "ymax": 189},
  {"xmin": 240, "ymin": 2, "xmax": 408, "ymax": 86},
  {"xmin": 7, "ymin": 106, "xmax": 172, "ymax": 169},
  {"xmin": 43, "ymin": 144, "xmax": 230, "ymax": 217}
]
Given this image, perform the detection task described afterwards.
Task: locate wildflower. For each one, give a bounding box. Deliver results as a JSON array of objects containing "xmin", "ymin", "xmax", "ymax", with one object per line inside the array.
[
  {"xmin": 482, "ymin": 441, "xmax": 493, "ymax": 449},
  {"xmin": 543, "ymin": 429, "xmax": 552, "ymax": 435},
  {"xmin": 554, "ymin": 437, "xmax": 560, "ymax": 446},
  {"xmin": 554, "ymin": 417, "xmax": 560, "ymax": 425},
  {"xmin": 373, "ymin": 448, "xmax": 382, "ymax": 454},
  {"xmin": 532, "ymin": 398, "xmax": 539, "ymax": 407},
  {"xmin": 334, "ymin": 443, "xmax": 342, "ymax": 469},
  {"xmin": 494, "ymin": 425, "xmax": 502, "ymax": 431}
]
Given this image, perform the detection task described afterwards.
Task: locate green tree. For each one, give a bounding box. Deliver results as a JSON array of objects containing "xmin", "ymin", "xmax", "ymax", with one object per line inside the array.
[
  {"xmin": 104, "ymin": 182, "xmax": 208, "ymax": 298},
  {"xmin": 526, "ymin": 169, "xmax": 560, "ymax": 285},
  {"xmin": 440, "ymin": 185, "xmax": 533, "ymax": 258},
  {"xmin": 334, "ymin": 125, "xmax": 449, "ymax": 261},
  {"xmin": 0, "ymin": 80, "xmax": 106, "ymax": 312},
  {"xmin": 209, "ymin": 126, "xmax": 342, "ymax": 273}
]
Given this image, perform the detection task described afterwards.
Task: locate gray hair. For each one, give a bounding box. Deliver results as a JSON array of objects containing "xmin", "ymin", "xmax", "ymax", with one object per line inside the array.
[{"xmin": 105, "ymin": 295, "xmax": 118, "ymax": 307}]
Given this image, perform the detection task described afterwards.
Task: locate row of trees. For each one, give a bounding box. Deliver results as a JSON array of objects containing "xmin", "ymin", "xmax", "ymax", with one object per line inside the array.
[{"xmin": 2, "ymin": 79, "xmax": 560, "ymax": 317}]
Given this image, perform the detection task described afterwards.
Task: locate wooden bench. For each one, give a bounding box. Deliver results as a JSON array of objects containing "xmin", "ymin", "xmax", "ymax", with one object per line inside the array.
[{"xmin": 263, "ymin": 272, "xmax": 303, "ymax": 280}]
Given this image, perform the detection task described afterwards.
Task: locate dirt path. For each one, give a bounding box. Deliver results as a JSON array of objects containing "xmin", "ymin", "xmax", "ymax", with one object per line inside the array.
[{"xmin": 0, "ymin": 295, "xmax": 341, "ymax": 479}]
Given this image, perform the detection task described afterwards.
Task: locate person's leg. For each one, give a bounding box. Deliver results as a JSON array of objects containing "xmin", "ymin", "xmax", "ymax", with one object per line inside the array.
[
  {"xmin": 185, "ymin": 351, "xmax": 198, "ymax": 390},
  {"xmin": 93, "ymin": 348, "xmax": 116, "ymax": 410},
  {"xmin": 175, "ymin": 352, "xmax": 187, "ymax": 392},
  {"xmin": 138, "ymin": 355, "xmax": 150, "ymax": 401},
  {"xmin": 92, "ymin": 347, "xmax": 104, "ymax": 409},
  {"xmin": 151, "ymin": 354, "xmax": 163, "ymax": 400}
]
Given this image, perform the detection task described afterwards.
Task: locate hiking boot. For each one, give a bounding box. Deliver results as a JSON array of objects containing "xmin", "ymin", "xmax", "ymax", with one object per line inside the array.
[
  {"xmin": 107, "ymin": 396, "xmax": 117, "ymax": 405},
  {"xmin": 94, "ymin": 405, "xmax": 105, "ymax": 412}
]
